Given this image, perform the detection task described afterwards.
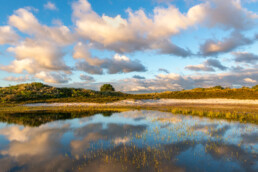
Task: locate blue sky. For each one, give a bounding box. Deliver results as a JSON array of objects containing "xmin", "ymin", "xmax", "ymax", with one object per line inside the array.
[{"xmin": 0, "ymin": 0, "xmax": 257, "ymax": 92}]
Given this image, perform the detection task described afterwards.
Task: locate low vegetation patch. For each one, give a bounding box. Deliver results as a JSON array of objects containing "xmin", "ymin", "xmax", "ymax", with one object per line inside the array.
[{"xmin": 0, "ymin": 83, "xmax": 257, "ymax": 104}]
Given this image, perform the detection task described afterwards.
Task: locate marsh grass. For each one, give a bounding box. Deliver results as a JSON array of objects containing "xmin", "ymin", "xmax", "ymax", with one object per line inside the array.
[{"xmin": 0, "ymin": 103, "xmax": 257, "ymax": 125}]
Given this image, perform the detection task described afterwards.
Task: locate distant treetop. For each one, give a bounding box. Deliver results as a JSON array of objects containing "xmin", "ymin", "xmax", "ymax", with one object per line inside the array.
[
  {"xmin": 100, "ymin": 84, "xmax": 115, "ymax": 92},
  {"xmin": 212, "ymin": 85, "xmax": 224, "ymax": 90}
]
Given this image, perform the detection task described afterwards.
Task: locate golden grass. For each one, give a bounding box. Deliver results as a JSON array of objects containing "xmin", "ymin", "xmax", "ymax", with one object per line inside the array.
[{"xmin": 0, "ymin": 103, "xmax": 257, "ymax": 124}]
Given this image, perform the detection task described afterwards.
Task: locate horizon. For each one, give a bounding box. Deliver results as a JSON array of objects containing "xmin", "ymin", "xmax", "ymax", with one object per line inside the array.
[
  {"xmin": 0, "ymin": 0, "xmax": 258, "ymax": 92},
  {"xmin": 1, "ymin": 81, "xmax": 257, "ymax": 95}
]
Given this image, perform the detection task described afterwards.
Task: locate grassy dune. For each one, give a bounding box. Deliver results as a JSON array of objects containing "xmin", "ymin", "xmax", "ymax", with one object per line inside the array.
[{"xmin": 0, "ymin": 83, "xmax": 257, "ymax": 104}]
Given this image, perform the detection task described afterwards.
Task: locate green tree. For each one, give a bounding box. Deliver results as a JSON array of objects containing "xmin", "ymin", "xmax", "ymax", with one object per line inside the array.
[
  {"xmin": 100, "ymin": 84, "xmax": 115, "ymax": 92},
  {"xmin": 212, "ymin": 85, "xmax": 224, "ymax": 90}
]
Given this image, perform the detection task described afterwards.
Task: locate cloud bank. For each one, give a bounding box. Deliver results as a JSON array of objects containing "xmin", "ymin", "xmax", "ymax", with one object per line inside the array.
[{"xmin": 0, "ymin": 0, "xmax": 257, "ymax": 89}]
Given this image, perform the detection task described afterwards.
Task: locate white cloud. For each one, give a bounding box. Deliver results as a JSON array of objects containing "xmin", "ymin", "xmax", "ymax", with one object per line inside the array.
[
  {"xmin": 200, "ymin": 31, "xmax": 255, "ymax": 56},
  {"xmin": 4, "ymin": 75, "xmax": 31, "ymax": 82},
  {"xmin": 111, "ymin": 67, "xmax": 258, "ymax": 92},
  {"xmin": 35, "ymin": 71, "xmax": 70, "ymax": 84},
  {"xmin": 5, "ymin": 39, "xmax": 71, "ymax": 73},
  {"xmin": 0, "ymin": 26, "xmax": 19, "ymax": 45},
  {"xmin": 201, "ymin": 0, "xmax": 257, "ymax": 30},
  {"xmin": 44, "ymin": 2, "xmax": 57, "ymax": 10},
  {"xmin": 74, "ymin": 42, "xmax": 146, "ymax": 74},
  {"xmin": 9, "ymin": 8, "xmax": 74, "ymax": 45},
  {"xmin": 1, "ymin": 59, "xmax": 35, "ymax": 74},
  {"xmin": 72, "ymin": 0, "xmax": 258, "ymax": 56},
  {"xmin": 0, "ymin": 0, "xmax": 258, "ymax": 87},
  {"xmin": 185, "ymin": 59, "xmax": 227, "ymax": 72},
  {"xmin": 72, "ymin": 0, "xmax": 204, "ymax": 56},
  {"xmin": 244, "ymin": 78, "xmax": 256, "ymax": 83},
  {"xmin": 185, "ymin": 64, "xmax": 215, "ymax": 72},
  {"xmin": 1, "ymin": 8, "xmax": 74, "ymax": 83}
]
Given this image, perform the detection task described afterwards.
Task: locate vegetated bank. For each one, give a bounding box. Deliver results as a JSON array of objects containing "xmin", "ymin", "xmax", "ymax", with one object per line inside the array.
[
  {"xmin": 0, "ymin": 83, "xmax": 257, "ymax": 104},
  {"xmin": 0, "ymin": 83, "xmax": 257, "ymax": 124},
  {"xmin": 0, "ymin": 104, "xmax": 257, "ymax": 125}
]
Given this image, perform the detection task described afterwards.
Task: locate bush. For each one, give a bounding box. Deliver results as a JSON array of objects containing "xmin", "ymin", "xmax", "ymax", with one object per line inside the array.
[{"xmin": 100, "ymin": 84, "xmax": 115, "ymax": 92}]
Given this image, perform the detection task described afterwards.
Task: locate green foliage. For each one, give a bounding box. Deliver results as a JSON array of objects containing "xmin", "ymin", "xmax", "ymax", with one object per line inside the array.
[
  {"xmin": 252, "ymin": 85, "xmax": 258, "ymax": 90},
  {"xmin": 100, "ymin": 84, "xmax": 115, "ymax": 92},
  {"xmin": 0, "ymin": 111, "xmax": 117, "ymax": 127},
  {"xmin": 212, "ymin": 85, "xmax": 224, "ymax": 90},
  {"xmin": 0, "ymin": 82, "xmax": 257, "ymax": 104}
]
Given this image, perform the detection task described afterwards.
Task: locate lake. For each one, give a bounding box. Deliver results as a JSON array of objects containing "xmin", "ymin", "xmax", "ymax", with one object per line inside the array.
[{"xmin": 0, "ymin": 110, "xmax": 257, "ymax": 172}]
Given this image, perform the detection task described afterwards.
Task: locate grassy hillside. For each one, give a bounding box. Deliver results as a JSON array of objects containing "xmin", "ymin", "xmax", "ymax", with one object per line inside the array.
[
  {"xmin": 0, "ymin": 82, "xmax": 126, "ymax": 103},
  {"xmin": 0, "ymin": 82, "xmax": 257, "ymax": 103}
]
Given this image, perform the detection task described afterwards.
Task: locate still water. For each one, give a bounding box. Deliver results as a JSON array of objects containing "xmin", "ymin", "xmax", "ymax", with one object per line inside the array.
[{"xmin": 0, "ymin": 110, "xmax": 257, "ymax": 172}]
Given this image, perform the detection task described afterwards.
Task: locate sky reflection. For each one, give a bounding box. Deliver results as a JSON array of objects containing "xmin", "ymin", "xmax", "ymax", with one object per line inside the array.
[{"xmin": 0, "ymin": 110, "xmax": 257, "ymax": 172}]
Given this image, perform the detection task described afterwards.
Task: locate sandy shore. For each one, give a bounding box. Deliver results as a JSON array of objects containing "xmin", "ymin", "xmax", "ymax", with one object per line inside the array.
[{"xmin": 25, "ymin": 99, "xmax": 258, "ymax": 107}]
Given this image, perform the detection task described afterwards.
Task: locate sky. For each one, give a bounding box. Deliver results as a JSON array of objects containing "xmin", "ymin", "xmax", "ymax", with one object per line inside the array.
[{"xmin": 0, "ymin": 0, "xmax": 257, "ymax": 93}]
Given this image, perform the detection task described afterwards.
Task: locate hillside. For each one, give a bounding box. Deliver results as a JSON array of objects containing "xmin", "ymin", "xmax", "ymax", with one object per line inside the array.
[
  {"xmin": 0, "ymin": 82, "xmax": 257, "ymax": 104},
  {"xmin": 0, "ymin": 82, "xmax": 126, "ymax": 103}
]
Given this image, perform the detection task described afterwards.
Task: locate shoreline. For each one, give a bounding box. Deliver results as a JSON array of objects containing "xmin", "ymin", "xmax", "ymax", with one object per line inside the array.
[
  {"xmin": 0, "ymin": 99, "xmax": 257, "ymax": 124},
  {"xmin": 24, "ymin": 98, "xmax": 258, "ymax": 107}
]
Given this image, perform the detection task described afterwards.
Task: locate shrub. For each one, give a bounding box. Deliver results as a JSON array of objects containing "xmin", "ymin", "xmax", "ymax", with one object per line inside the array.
[{"xmin": 100, "ymin": 84, "xmax": 115, "ymax": 92}]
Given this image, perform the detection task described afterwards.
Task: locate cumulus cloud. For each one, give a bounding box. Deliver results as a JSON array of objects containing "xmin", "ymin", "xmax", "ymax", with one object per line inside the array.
[
  {"xmin": 243, "ymin": 77, "xmax": 256, "ymax": 83},
  {"xmin": 35, "ymin": 72, "xmax": 70, "ymax": 84},
  {"xmin": 185, "ymin": 64, "xmax": 215, "ymax": 72},
  {"xmin": 197, "ymin": 0, "xmax": 258, "ymax": 56},
  {"xmin": 103, "ymin": 54, "xmax": 147, "ymax": 74},
  {"xmin": 76, "ymin": 62, "xmax": 103, "ymax": 75},
  {"xmin": 111, "ymin": 67, "xmax": 258, "ymax": 92},
  {"xmin": 4, "ymin": 75, "xmax": 32, "ymax": 82},
  {"xmin": 1, "ymin": 8, "xmax": 74, "ymax": 83},
  {"xmin": 55, "ymin": 65, "xmax": 258, "ymax": 92},
  {"xmin": 77, "ymin": 54, "xmax": 146, "ymax": 74},
  {"xmin": 71, "ymin": 0, "xmax": 258, "ymax": 57},
  {"xmin": 3, "ymin": 39, "xmax": 71, "ymax": 74},
  {"xmin": 185, "ymin": 59, "xmax": 227, "ymax": 72},
  {"xmin": 233, "ymin": 52, "xmax": 258, "ymax": 64},
  {"xmin": 1, "ymin": 59, "xmax": 35, "ymax": 74},
  {"xmin": 199, "ymin": 32, "xmax": 255, "ymax": 56},
  {"xmin": 200, "ymin": 0, "xmax": 257, "ymax": 30},
  {"xmin": 44, "ymin": 2, "xmax": 58, "ymax": 10},
  {"xmin": 72, "ymin": 0, "xmax": 205, "ymax": 56},
  {"xmin": 0, "ymin": 0, "xmax": 258, "ymax": 87},
  {"xmin": 74, "ymin": 42, "xmax": 146, "ymax": 74},
  {"xmin": 9, "ymin": 8, "xmax": 74, "ymax": 45},
  {"xmin": 0, "ymin": 26, "xmax": 19, "ymax": 45}
]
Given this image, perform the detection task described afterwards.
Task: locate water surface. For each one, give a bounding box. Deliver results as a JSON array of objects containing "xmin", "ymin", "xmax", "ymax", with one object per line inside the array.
[{"xmin": 0, "ymin": 110, "xmax": 257, "ymax": 172}]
